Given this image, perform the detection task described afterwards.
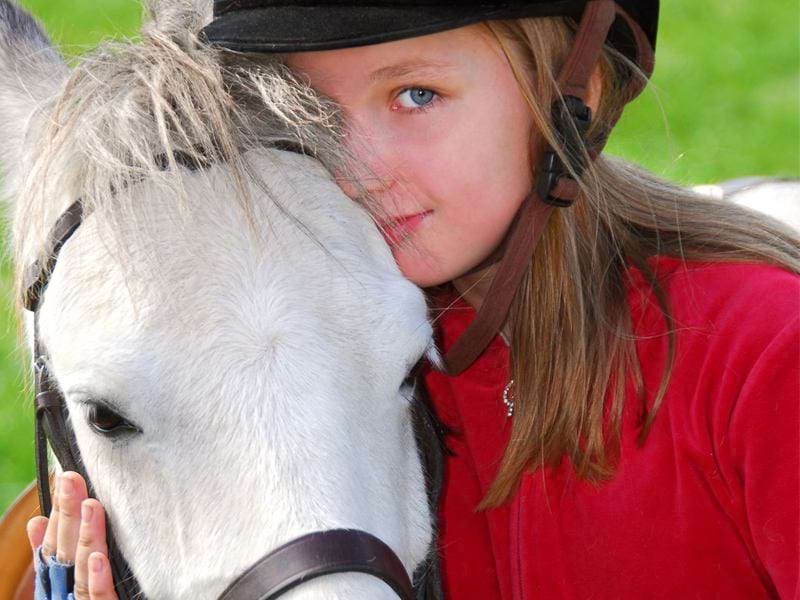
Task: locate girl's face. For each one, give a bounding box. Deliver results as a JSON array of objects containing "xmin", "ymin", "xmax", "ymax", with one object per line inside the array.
[{"xmin": 287, "ymin": 25, "xmax": 534, "ymax": 289}]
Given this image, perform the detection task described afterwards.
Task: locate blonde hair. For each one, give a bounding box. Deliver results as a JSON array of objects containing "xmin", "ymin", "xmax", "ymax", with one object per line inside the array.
[{"xmin": 468, "ymin": 17, "xmax": 800, "ymax": 508}]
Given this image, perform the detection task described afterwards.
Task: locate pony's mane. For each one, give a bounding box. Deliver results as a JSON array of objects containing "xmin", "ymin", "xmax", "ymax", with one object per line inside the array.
[{"xmin": 12, "ymin": 0, "xmax": 353, "ymax": 303}]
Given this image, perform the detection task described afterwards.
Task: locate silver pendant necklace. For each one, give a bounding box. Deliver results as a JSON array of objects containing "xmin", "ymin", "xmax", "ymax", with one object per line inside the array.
[
  {"xmin": 503, "ymin": 379, "xmax": 515, "ymax": 417},
  {"xmin": 500, "ymin": 331, "xmax": 515, "ymax": 417}
]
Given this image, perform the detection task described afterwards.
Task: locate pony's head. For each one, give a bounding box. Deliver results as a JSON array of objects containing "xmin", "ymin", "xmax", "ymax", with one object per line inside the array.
[{"xmin": 0, "ymin": 1, "xmax": 437, "ymax": 597}]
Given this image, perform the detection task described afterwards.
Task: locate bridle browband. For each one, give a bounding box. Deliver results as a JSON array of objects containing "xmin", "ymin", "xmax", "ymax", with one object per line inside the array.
[{"xmin": 20, "ymin": 2, "xmax": 651, "ymax": 597}]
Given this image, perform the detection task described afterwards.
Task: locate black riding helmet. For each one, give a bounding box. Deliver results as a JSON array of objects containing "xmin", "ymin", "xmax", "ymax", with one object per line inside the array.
[{"xmin": 201, "ymin": 1, "xmax": 658, "ymax": 70}]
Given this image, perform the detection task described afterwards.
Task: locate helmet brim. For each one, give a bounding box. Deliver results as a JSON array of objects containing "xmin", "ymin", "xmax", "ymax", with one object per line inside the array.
[{"xmin": 201, "ymin": 3, "xmax": 594, "ymax": 53}]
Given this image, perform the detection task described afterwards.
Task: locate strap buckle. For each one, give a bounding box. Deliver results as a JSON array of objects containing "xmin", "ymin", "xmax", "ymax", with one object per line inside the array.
[
  {"xmin": 535, "ymin": 95, "xmax": 593, "ymax": 208},
  {"xmin": 33, "ymin": 357, "xmax": 48, "ymax": 391}
]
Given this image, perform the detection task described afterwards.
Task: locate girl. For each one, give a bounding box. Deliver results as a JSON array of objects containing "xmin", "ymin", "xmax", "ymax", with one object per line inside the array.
[{"xmin": 28, "ymin": 1, "xmax": 799, "ymax": 598}]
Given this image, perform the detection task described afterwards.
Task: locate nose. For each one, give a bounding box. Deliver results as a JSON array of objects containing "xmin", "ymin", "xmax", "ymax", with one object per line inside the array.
[{"xmin": 333, "ymin": 118, "xmax": 397, "ymax": 201}]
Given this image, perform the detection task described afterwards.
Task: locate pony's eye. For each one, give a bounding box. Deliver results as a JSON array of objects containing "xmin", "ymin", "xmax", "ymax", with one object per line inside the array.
[{"xmin": 87, "ymin": 403, "xmax": 139, "ymax": 437}]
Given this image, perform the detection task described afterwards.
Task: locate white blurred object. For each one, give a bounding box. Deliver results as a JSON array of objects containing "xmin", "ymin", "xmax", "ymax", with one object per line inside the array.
[{"xmin": 693, "ymin": 177, "xmax": 800, "ymax": 233}]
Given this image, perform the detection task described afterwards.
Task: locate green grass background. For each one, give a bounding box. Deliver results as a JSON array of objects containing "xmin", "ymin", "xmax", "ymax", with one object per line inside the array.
[{"xmin": 1, "ymin": 0, "xmax": 798, "ymax": 514}]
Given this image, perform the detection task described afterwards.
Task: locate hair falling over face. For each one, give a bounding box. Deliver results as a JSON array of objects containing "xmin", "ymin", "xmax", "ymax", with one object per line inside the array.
[{"xmin": 463, "ymin": 17, "xmax": 800, "ymax": 509}]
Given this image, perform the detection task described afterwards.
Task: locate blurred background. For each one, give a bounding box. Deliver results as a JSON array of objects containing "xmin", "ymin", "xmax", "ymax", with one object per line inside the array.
[{"xmin": 1, "ymin": 0, "xmax": 798, "ymax": 513}]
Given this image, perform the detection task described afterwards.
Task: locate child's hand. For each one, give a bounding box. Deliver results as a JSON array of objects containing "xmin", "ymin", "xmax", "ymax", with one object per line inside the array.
[{"xmin": 26, "ymin": 471, "xmax": 119, "ymax": 600}]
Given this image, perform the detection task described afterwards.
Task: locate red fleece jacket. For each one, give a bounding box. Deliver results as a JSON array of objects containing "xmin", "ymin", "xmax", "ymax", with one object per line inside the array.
[{"xmin": 422, "ymin": 257, "xmax": 799, "ymax": 599}]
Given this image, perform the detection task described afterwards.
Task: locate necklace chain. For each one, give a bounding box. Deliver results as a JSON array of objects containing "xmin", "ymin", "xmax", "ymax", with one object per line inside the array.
[
  {"xmin": 500, "ymin": 329, "xmax": 514, "ymax": 416},
  {"xmin": 503, "ymin": 379, "xmax": 515, "ymax": 417}
]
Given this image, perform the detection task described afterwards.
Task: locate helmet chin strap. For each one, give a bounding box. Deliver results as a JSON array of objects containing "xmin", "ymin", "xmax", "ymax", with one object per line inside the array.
[{"xmin": 440, "ymin": 0, "xmax": 654, "ymax": 376}]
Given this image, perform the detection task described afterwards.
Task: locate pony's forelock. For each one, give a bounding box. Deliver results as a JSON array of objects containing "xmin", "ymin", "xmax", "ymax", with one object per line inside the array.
[{"xmin": 11, "ymin": 0, "xmax": 352, "ymax": 306}]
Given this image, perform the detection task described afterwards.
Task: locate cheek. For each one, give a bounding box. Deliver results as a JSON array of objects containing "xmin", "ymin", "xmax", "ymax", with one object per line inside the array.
[
  {"xmin": 392, "ymin": 94, "xmax": 533, "ymax": 285},
  {"xmin": 418, "ymin": 86, "xmax": 532, "ymax": 205}
]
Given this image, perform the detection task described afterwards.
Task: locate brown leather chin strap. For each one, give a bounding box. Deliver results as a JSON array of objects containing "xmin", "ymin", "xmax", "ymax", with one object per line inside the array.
[{"xmin": 440, "ymin": 0, "xmax": 654, "ymax": 376}]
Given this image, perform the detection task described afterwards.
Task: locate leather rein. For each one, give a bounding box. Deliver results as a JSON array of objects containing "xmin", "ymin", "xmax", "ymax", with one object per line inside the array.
[{"xmin": 20, "ymin": 1, "xmax": 651, "ymax": 597}]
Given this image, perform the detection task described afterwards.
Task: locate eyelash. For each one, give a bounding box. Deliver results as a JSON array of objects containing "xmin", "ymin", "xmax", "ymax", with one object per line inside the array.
[{"xmin": 392, "ymin": 87, "xmax": 443, "ymax": 114}]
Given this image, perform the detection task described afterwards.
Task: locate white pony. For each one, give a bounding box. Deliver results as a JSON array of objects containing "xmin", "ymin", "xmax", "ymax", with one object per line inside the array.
[{"xmin": 0, "ymin": 0, "xmax": 437, "ymax": 597}]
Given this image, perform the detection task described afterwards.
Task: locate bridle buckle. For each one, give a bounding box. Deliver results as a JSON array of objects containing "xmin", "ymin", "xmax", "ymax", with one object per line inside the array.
[{"xmin": 535, "ymin": 95, "xmax": 593, "ymax": 208}]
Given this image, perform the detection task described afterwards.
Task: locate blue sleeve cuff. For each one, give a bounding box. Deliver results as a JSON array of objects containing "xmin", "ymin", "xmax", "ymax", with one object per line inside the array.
[{"xmin": 34, "ymin": 545, "xmax": 76, "ymax": 600}]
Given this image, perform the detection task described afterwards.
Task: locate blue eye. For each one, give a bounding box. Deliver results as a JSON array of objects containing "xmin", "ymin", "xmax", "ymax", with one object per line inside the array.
[{"xmin": 396, "ymin": 88, "xmax": 438, "ymax": 110}]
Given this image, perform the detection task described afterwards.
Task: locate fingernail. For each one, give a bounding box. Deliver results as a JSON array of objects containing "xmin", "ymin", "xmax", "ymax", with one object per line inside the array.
[
  {"xmin": 60, "ymin": 476, "xmax": 73, "ymax": 497},
  {"xmin": 90, "ymin": 553, "xmax": 104, "ymax": 573},
  {"xmin": 81, "ymin": 501, "xmax": 93, "ymax": 522}
]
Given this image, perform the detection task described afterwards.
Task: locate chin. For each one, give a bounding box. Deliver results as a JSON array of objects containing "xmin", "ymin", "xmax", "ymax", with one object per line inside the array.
[
  {"xmin": 391, "ymin": 227, "xmax": 484, "ymax": 288},
  {"xmin": 392, "ymin": 255, "xmax": 440, "ymax": 288},
  {"xmin": 394, "ymin": 253, "xmax": 465, "ymax": 289}
]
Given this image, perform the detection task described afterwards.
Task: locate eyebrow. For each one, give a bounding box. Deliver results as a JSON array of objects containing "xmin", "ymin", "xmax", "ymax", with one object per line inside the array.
[{"xmin": 367, "ymin": 59, "xmax": 457, "ymax": 84}]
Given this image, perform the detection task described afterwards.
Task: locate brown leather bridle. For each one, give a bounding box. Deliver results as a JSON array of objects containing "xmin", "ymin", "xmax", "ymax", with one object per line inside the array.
[
  {"xmin": 441, "ymin": 0, "xmax": 654, "ymax": 375},
  {"xmin": 21, "ymin": 2, "xmax": 652, "ymax": 597}
]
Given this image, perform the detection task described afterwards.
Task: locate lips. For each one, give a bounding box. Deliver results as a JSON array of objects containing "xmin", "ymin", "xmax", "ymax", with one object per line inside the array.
[{"xmin": 377, "ymin": 210, "xmax": 432, "ymax": 246}]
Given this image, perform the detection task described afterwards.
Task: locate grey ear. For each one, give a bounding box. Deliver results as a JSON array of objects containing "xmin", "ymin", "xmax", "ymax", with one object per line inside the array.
[{"xmin": 0, "ymin": 0, "xmax": 68, "ymax": 201}]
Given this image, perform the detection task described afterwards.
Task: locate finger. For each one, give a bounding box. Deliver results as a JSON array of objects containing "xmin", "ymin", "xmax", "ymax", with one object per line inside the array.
[
  {"xmin": 42, "ymin": 475, "xmax": 60, "ymax": 561},
  {"xmin": 56, "ymin": 471, "xmax": 89, "ymax": 565},
  {"xmin": 27, "ymin": 516, "xmax": 48, "ymax": 552},
  {"xmin": 88, "ymin": 552, "xmax": 119, "ymax": 600},
  {"xmin": 74, "ymin": 499, "xmax": 109, "ymax": 600}
]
